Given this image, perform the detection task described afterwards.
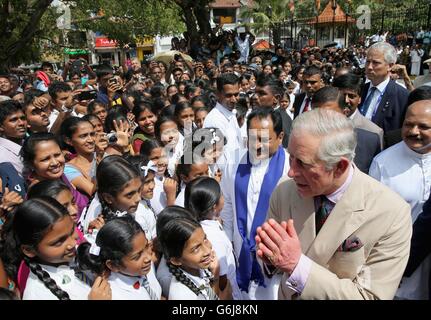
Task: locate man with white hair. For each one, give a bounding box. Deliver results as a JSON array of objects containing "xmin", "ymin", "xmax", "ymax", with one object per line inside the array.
[
  {"xmin": 255, "ymin": 108, "xmax": 412, "ymax": 299},
  {"xmin": 359, "ymin": 42, "xmax": 409, "ymax": 134}
]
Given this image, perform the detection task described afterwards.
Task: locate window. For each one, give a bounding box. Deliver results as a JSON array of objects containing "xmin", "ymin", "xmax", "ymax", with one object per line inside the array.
[{"xmin": 213, "ymin": 8, "xmax": 236, "ymax": 24}]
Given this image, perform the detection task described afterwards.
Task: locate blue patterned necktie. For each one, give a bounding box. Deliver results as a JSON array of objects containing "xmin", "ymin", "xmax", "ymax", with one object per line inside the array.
[
  {"xmin": 141, "ymin": 276, "xmax": 158, "ymax": 300},
  {"xmin": 360, "ymin": 86, "xmax": 377, "ymax": 116},
  {"xmin": 314, "ymin": 195, "xmax": 335, "ymax": 234}
]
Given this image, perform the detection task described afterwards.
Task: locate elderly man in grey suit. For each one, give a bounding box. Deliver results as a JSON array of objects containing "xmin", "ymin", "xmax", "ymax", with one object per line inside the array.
[
  {"xmin": 333, "ymin": 73, "xmax": 384, "ymax": 149},
  {"xmin": 255, "ymin": 109, "xmax": 412, "ymax": 300}
]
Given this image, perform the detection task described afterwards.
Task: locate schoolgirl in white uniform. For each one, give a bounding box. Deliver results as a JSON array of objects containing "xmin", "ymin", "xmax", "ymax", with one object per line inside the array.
[
  {"xmin": 185, "ymin": 176, "xmax": 242, "ymax": 300},
  {"xmin": 157, "ymin": 206, "xmax": 231, "ymax": 300},
  {"xmin": 2, "ymin": 197, "xmax": 110, "ymax": 300},
  {"xmin": 77, "ymin": 216, "xmax": 161, "ymax": 300},
  {"xmin": 154, "ymin": 116, "xmax": 184, "ymax": 178},
  {"xmin": 78, "ymin": 155, "xmax": 152, "ymax": 239},
  {"xmin": 174, "ymin": 155, "xmax": 209, "ymax": 207}
]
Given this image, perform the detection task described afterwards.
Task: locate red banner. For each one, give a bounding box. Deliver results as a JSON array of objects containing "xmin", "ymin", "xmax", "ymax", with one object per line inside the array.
[{"xmin": 95, "ymin": 37, "xmax": 118, "ymax": 48}]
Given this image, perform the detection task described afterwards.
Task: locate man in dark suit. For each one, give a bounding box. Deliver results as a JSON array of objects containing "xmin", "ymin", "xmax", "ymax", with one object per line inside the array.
[
  {"xmin": 293, "ymin": 65, "xmax": 325, "ymax": 119},
  {"xmin": 254, "ymin": 74, "xmax": 292, "ymax": 148},
  {"xmin": 404, "ymin": 192, "xmax": 431, "ymax": 299},
  {"xmin": 359, "ymin": 42, "xmax": 409, "ymax": 134},
  {"xmin": 312, "ymin": 86, "xmax": 381, "ymax": 173}
]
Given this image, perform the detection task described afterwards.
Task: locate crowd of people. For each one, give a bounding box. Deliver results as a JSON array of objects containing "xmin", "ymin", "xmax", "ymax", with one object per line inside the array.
[{"xmin": 0, "ymin": 26, "xmax": 430, "ymax": 300}]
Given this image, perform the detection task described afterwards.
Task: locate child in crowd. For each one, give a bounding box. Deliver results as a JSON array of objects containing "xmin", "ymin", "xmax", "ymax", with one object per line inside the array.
[
  {"xmin": 131, "ymin": 100, "xmax": 158, "ymax": 154},
  {"xmin": 154, "ymin": 116, "xmax": 184, "ymax": 177},
  {"xmin": 77, "ymin": 216, "xmax": 161, "ymax": 300},
  {"xmin": 185, "ymin": 176, "xmax": 241, "ymax": 300},
  {"xmin": 1, "ymin": 197, "xmax": 110, "ymax": 300},
  {"xmin": 157, "ymin": 206, "xmax": 231, "ymax": 300}
]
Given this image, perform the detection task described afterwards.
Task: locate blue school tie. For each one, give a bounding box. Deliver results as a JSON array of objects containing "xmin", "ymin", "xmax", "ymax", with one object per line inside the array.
[{"xmin": 141, "ymin": 276, "xmax": 158, "ymax": 300}]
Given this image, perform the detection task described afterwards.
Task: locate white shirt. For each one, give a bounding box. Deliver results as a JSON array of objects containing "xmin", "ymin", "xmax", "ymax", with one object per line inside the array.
[
  {"xmin": 174, "ymin": 182, "xmax": 186, "ymax": 207},
  {"xmin": 108, "ymin": 267, "xmax": 161, "ymax": 300},
  {"xmin": 23, "ymin": 264, "xmax": 91, "ymax": 300},
  {"xmin": 364, "ymin": 77, "xmax": 390, "ymax": 120},
  {"xmin": 0, "ymin": 137, "xmax": 23, "ymax": 175},
  {"xmin": 298, "ymin": 95, "xmax": 312, "ymax": 115},
  {"xmin": 150, "ymin": 175, "xmax": 167, "ymax": 215},
  {"xmin": 167, "ymin": 133, "xmax": 184, "ymax": 177},
  {"xmin": 200, "ymin": 219, "xmax": 242, "ymax": 300},
  {"xmin": 47, "ymin": 108, "xmax": 59, "ymax": 132},
  {"xmin": 168, "ymin": 268, "xmax": 214, "ymax": 300},
  {"xmin": 220, "ymin": 149, "xmax": 290, "ymax": 299},
  {"xmin": 134, "ymin": 200, "xmax": 157, "ymax": 241},
  {"xmin": 204, "ymin": 102, "xmax": 244, "ymax": 163},
  {"xmin": 369, "ymin": 141, "xmax": 431, "ymax": 300}
]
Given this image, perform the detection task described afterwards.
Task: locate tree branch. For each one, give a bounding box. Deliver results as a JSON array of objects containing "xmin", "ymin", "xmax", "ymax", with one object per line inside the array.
[{"xmin": 7, "ymin": 0, "xmax": 54, "ymax": 57}]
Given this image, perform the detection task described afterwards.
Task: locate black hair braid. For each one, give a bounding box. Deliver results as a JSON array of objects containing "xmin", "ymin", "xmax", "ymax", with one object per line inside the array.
[
  {"xmin": 99, "ymin": 196, "xmax": 120, "ymax": 223},
  {"xmin": 24, "ymin": 256, "xmax": 70, "ymax": 300},
  {"xmin": 167, "ymin": 262, "xmax": 201, "ymax": 296}
]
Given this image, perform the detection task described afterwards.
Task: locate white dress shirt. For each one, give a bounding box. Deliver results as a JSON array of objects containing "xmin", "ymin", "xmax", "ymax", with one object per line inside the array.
[
  {"xmin": 220, "ymin": 149, "xmax": 290, "ymax": 299},
  {"xmin": 298, "ymin": 95, "xmax": 312, "ymax": 115},
  {"xmin": 108, "ymin": 267, "xmax": 161, "ymax": 300},
  {"xmin": 0, "ymin": 137, "xmax": 23, "ymax": 175},
  {"xmin": 363, "ymin": 77, "xmax": 390, "ymax": 120},
  {"xmin": 167, "ymin": 133, "xmax": 184, "ymax": 177},
  {"xmin": 204, "ymin": 102, "xmax": 244, "ymax": 164},
  {"xmin": 134, "ymin": 201, "xmax": 157, "ymax": 241},
  {"xmin": 369, "ymin": 141, "xmax": 431, "ymax": 300},
  {"xmin": 174, "ymin": 182, "xmax": 186, "ymax": 207},
  {"xmin": 200, "ymin": 219, "xmax": 242, "ymax": 300},
  {"xmin": 23, "ymin": 264, "xmax": 91, "ymax": 300}
]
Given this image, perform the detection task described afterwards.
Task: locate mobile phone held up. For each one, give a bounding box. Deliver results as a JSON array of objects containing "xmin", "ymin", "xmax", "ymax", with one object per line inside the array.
[
  {"xmin": 76, "ymin": 90, "xmax": 98, "ymax": 101},
  {"xmin": 108, "ymin": 77, "xmax": 119, "ymax": 86},
  {"xmin": 106, "ymin": 132, "xmax": 118, "ymax": 145}
]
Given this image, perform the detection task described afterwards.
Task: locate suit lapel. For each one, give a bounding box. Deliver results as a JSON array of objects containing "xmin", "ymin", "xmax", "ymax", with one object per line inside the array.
[
  {"xmin": 372, "ymin": 80, "xmax": 394, "ymax": 124},
  {"xmin": 290, "ymin": 186, "xmax": 316, "ymax": 254},
  {"xmin": 305, "ymin": 169, "xmax": 367, "ymax": 267}
]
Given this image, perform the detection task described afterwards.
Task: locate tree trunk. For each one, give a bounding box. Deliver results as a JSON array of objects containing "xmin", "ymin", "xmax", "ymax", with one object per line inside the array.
[
  {"xmin": 0, "ymin": 0, "xmax": 53, "ymax": 71},
  {"xmin": 193, "ymin": 1, "xmax": 212, "ymax": 37}
]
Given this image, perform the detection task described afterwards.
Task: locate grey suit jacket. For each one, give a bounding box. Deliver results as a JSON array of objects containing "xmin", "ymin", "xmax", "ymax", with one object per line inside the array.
[
  {"xmin": 268, "ymin": 167, "xmax": 412, "ymax": 300},
  {"xmin": 351, "ymin": 111, "xmax": 384, "ymax": 149}
]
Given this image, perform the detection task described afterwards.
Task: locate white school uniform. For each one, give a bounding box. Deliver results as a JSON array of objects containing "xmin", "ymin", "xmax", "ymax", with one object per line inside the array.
[
  {"xmin": 167, "ymin": 133, "xmax": 184, "ymax": 177},
  {"xmin": 168, "ymin": 268, "xmax": 215, "ymax": 300},
  {"xmin": 174, "ymin": 182, "xmax": 186, "ymax": 207},
  {"xmin": 23, "ymin": 264, "xmax": 91, "ymax": 300},
  {"xmin": 134, "ymin": 200, "xmax": 157, "ymax": 241},
  {"xmin": 108, "ymin": 266, "xmax": 161, "ymax": 300},
  {"xmin": 200, "ymin": 219, "xmax": 242, "ymax": 300},
  {"xmin": 150, "ymin": 175, "xmax": 167, "ymax": 215},
  {"xmin": 79, "ymin": 195, "xmax": 157, "ymax": 241}
]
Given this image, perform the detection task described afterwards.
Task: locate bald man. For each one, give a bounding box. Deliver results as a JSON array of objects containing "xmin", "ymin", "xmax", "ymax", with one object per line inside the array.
[{"xmin": 369, "ymin": 98, "xmax": 431, "ymax": 300}]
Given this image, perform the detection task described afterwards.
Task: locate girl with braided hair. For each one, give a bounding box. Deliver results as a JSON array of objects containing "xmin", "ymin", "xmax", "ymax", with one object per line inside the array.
[
  {"xmin": 78, "ymin": 155, "xmax": 142, "ymax": 236},
  {"xmin": 157, "ymin": 206, "xmax": 231, "ymax": 300},
  {"xmin": 77, "ymin": 215, "xmax": 161, "ymax": 300},
  {"xmin": 0, "ymin": 197, "xmax": 111, "ymax": 299}
]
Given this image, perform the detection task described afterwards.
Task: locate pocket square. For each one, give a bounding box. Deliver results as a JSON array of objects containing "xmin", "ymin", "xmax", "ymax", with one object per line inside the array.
[{"xmin": 337, "ymin": 235, "xmax": 364, "ymax": 252}]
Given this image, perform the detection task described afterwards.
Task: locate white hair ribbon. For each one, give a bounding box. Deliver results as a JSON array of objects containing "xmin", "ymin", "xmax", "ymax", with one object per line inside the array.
[
  {"xmin": 89, "ymin": 242, "xmax": 101, "ymax": 256},
  {"xmin": 140, "ymin": 160, "xmax": 158, "ymax": 177}
]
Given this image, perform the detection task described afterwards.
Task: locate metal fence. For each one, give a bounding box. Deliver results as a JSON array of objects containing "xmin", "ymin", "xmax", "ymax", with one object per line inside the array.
[{"xmin": 272, "ymin": 3, "xmax": 431, "ymax": 49}]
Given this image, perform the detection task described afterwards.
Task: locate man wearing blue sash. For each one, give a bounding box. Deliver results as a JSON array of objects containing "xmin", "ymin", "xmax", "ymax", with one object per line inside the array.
[{"xmin": 220, "ymin": 108, "xmax": 290, "ymax": 299}]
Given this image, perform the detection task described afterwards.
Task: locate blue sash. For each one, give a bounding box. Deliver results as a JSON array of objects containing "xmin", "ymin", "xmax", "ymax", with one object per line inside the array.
[{"xmin": 235, "ymin": 146, "xmax": 286, "ymax": 292}]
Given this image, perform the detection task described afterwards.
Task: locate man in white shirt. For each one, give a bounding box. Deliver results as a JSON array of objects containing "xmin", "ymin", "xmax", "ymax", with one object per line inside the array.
[
  {"xmin": 0, "ymin": 100, "xmax": 27, "ymax": 175},
  {"xmin": 256, "ymin": 108, "xmax": 411, "ymax": 300},
  {"xmin": 47, "ymin": 82, "xmax": 76, "ymax": 134},
  {"xmin": 220, "ymin": 108, "xmax": 290, "ymax": 300},
  {"xmin": 204, "ymin": 73, "xmax": 244, "ymax": 166},
  {"xmin": 369, "ymin": 96, "xmax": 431, "ymax": 300}
]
